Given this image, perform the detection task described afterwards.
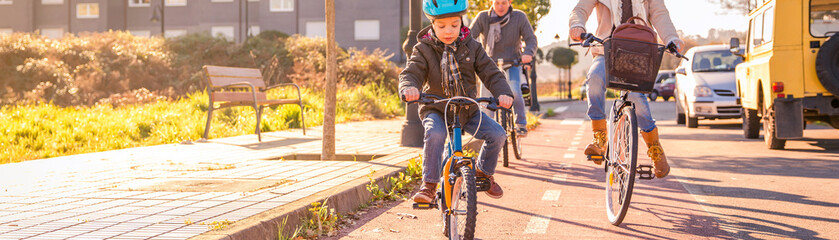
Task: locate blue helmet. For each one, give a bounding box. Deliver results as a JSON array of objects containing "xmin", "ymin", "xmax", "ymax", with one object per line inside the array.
[{"xmin": 423, "ymin": 0, "xmax": 468, "ymax": 20}]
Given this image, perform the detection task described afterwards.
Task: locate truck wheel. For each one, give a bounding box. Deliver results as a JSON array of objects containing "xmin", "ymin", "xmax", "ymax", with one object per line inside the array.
[
  {"xmin": 743, "ymin": 108, "xmax": 760, "ymax": 139},
  {"xmin": 649, "ymin": 91, "xmax": 659, "ymax": 102},
  {"xmin": 663, "ymin": 96, "xmax": 671, "ymax": 101},
  {"xmin": 815, "ymin": 36, "xmax": 839, "ymax": 97},
  {"xmin": 830, "ymin": 116, "xmax": 839, "ymax": 129},
  {"xmin": 763, "ymin": 106, "xmax": 786, "ymax": 149}
]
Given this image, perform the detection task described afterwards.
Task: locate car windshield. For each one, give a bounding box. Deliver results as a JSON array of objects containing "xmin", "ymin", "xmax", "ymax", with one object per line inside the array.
[
  {"xmin": 691, "ymin": 50, "xmax": 743, "ymax": 72},
  {"xmin": 811, "ymin": 0, "xmax": 839, "ymax": 37}
]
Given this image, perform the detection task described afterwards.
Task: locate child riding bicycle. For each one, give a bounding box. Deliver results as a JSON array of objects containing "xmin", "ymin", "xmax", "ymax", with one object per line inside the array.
[
  {"xmin": 570, "ymin": 0, "xmax": 686, "ymax": 178},
  {"xmin": 400, "ymin": 0, "xmax": 514, "ymax": 203}
]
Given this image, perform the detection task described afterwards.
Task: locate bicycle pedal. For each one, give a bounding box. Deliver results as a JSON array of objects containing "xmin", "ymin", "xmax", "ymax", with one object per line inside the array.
[
  {"xmin": 476, "ymin": 176, "xmax": 491, "ymax": 192},
  {"xmin": 587, "ymin": 155, "xmax": 604, "ymax": 161},
  {"xmin": 412, "ymin": 202, "xmax": 438, "ymax": 210},
  {"xmin": 637, "ymin": 165, "xmax": 655, "ymax": 180}
]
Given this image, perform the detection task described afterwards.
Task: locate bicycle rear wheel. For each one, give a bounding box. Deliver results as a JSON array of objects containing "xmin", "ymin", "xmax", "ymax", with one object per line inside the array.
[
  {"xmin": 447, "ymin": 166, "xmax": 477, "ymax": 239},
  {"xmin": 605, "ymin": 104, "xmax": 638, "ymax": 226}
]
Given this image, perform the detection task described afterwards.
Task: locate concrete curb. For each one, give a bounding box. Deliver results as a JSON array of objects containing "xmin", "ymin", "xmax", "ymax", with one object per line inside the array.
[
  {"xmin": 189, "ymin": 158, "xmax": 413, "ymax": 240},
  {"xmin": 537, "ymin": 98, "xmax": 579, "ymax": 104}
]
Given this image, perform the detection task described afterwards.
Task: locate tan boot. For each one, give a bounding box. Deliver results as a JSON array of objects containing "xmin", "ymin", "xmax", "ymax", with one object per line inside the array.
[
  {"xmin": 641, "ymin": 128, "xmax": 670, "ymax": 178},
  {"xmin": 584, "ymin": 120, "xmax": 608, "ymax": 165}
]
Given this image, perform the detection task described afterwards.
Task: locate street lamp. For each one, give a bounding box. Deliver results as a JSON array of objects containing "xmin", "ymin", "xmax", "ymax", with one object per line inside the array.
[
  {"xmin": 400, "ymin": 0, "xmax": 424, "ymax": 147},
  {"xmin": 150, "ymin": 2, "xmax": 165, "ymax": 37},
  {"xmin": 554, "ymin": 34, "xmax": 563, "ymax": 98}
]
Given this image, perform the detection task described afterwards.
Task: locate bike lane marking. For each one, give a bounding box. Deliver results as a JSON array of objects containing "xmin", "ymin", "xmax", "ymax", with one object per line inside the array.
[
  {"xmin": 523, "ymin": 214, "xmax": 552, "ymax": 234},
  {"xmin": 563, "ymin": 153, "xmax": 575, "ymax": 159},
  {"xmin": 560, "ymin": 119, "xmax": 584, "ymax": 125},
  {"xmin": 553, "ymin": 106, "xmax": 569, "ymax": 113},
  {"xmin": 551, "ymin": 174, "xmax": 568, "ymax": 183},
  {"xmin": 541, "ymin": 190, "xmax": 562, "ymax": 201}
]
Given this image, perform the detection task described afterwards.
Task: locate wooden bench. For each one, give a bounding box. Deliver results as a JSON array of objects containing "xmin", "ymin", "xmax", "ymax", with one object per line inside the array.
[{"xmin": 203, "ymin": 65, "xmax": 306, "ymax": 142}]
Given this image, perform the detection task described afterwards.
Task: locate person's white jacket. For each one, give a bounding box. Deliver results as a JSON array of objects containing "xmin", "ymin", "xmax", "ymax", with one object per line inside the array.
[{"xmin": 569, "ymin": 0, "xmax": 680, "ymax": 55}]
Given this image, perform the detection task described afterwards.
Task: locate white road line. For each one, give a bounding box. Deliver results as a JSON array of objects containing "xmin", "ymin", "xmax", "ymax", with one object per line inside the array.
[
  {"xmin": 551, "ymin": 174, "xmax": 568, "ymax": 183},
  {"xmin": 541, "ymin": 190, "xmax": 562, "ymax": 201},
  {"xmin": 560, "ymin": 119, "xmax": 584, "ymax": 125},
  {"xmin": 573, "ymin": 137, "xmax": 581, "ymax": 141},
  {"xmin": 524, "ymin": 214, "xmax": 552, "ymax": 234},
  {"xmin": 567, "ymin": 147, "xmax": 577, "ymax": 152},
  {"xmin": 571, "ymin": 141, "xmax": 580, "ymax": 145},
  {"xmin": 563, "ymin": 153, "xmax": 575, "ymax": 159},
  {"xmin": 553, "ymin": 106, "xmax": 569, "ymax": 113}
]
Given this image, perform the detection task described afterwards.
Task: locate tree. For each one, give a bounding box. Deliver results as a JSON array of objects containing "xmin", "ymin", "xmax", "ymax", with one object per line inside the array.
[
  {"xmin": 708, "ymin": 0, "xmax": 765, "ymax": 14},
  {"xmin": 546, "ymin": 47, "xmax": 578, "ymax": 96},
  {"xmin": 467, "ymin": 0, "xmax": 551, "ymax": 29}
]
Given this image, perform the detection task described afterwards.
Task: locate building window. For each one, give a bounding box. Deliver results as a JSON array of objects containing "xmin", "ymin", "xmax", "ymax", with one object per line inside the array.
[
  {"xmin": 354, "ymin": 20, "xmax": 380, "ymax": 41},
  {"xmin": 165, "ymin": 29, "xmax": 187, "ymax": 38},
  {"xmin": 305, "ymin": 21, "xmax": 326, "ymax": 38},
  {"xmin": 211, "ymin": 26, "xmax": 235, "ymax": 41},
  {"xmin": 128, "ymin": 0, "xmax": 150, "ymax": 7},
  {"xmin": 77, "ymin": 3, "xmax": 99, "ymax": 19},
  {"xmin": 40, "ymin": 28, "xmax": 64, "ymax": 39},
  {"xmin": 166, "ymin": 0, "xmax": 186, "ymax": 6},
  {"xmin": 129, "ymin": 30, "xmax": 151, "ymax": 37},
  {"xmin": 42, "ymin": 0, "xmax": 63, "ymax": 5},
  {"xmin": 270, "ymin": 0, "xmax": 293, "ymax": 12},
  {"xmin": 0, "ymin": 0, "xmax": 12, "ymax": 5},
  {"xmin": 0, "ymin": 29, "xmax": 12, "ymax": 36},
  {"xmin": 249, "ymin": 25, "xmax": 260, "ymax": 36}
]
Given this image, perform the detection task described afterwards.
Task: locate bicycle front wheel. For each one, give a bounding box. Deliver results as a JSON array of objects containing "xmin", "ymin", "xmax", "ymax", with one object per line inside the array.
[
  {"xmin": 605, "ymin": 104, "xmax": 639, "ymax": 226},
  {"xmin": 447, "ymin": 166, "xmax": 477, "ymax": 240}
]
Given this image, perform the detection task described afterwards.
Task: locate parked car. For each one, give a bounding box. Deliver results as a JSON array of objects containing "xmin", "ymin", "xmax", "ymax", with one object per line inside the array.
[
  {"xmin": 649, "ymin": 71, "xmax": 676, "ymax": 101},
  {"xmin": 674, "ymin": 45, "xmax": 744, "ymax": 128},
  {"xmin": 579, "ymin": 81, "xmax": 587, "ymax": 100},
  {"xmin": 733, "ymin": 0, "xmax": 839, "ymax": 149}
]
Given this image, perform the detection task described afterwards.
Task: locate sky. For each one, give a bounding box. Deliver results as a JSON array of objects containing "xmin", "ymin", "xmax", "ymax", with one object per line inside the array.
[{"xmin": 535, "ymin": 0, "xmax": 749, "ymax": 47}]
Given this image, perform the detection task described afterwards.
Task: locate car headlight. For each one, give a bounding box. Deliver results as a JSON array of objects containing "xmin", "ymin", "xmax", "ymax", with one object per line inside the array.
[{"xmin": 694, "ymin": 86, "xmax": 714, "ymax": 97}]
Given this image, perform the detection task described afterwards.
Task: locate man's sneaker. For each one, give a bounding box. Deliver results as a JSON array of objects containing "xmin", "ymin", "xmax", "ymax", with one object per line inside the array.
[
  {"xmin": 476, "ymin": 171, "xmax": 503, "ymax": 199},
  {"xmin": 515, "ymin": 127, "xmax": 528, "ymax": 138},
  {"xmin": 412, "ymin": 182, "xmax": 437, "ymax": 203}
]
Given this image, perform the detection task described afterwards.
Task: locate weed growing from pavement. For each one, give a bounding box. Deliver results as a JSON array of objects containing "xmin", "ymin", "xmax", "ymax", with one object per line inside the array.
[
  {"xmin": 205, "ymin": 220, "xmax": 233, "ymax": 231},
  {"xmin": 278, "ymin": 216, "xmax": 304, "ymax": 240},
  {"xmin": 526, "ymin": 111, "xmax": 544, "ymax": 130},
  {"xmin": 546, "ymin": 108, "xmax": 556, "ymax": 117}
]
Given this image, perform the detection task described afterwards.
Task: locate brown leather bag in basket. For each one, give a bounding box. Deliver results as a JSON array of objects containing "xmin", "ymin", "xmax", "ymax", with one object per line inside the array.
[{"xmin": 604, "ymin": 16, "xmax": 665, "ymax": 93}]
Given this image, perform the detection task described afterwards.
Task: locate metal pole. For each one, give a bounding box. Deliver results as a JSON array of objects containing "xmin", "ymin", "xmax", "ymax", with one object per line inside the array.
[
  {"xmin": 567, "ymin": 66, "xmax": 572, "ymax": 99},
  {"xmin": 529, "ymin": 64, "xmax": 540, "ymax": 111},
  {"xmin": 400, "ymin": 0, "xmax": 424, "ymax": 147},
  {"xmin": 160, "ymin": 1, "xmax": 165, "ymax": 37},
  {"xmin": 322, "ymin": 0, "xmax": 337, "ymax": 160}
]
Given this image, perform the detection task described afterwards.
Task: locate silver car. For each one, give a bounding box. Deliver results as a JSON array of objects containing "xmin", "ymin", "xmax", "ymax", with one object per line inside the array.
[{"xmin": 674, "ymin": 45, "xmax": 744, "ymax": 128}]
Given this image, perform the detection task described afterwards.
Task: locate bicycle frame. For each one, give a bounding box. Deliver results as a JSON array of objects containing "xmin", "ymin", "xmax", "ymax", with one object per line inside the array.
[{"xmin": 439, "ymin": 109, "xmax": 474, "ymax": 212}]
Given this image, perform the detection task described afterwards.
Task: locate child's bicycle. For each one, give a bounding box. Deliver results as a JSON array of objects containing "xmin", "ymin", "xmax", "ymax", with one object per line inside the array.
[
  {"xmin": 496, "ymin": 59, "xmax": 531, "ymax": 167},
  {"xmin": 571, "ymin": 33, "xmax": 687, "ymax": 225},
  {"xmin": 405, "ymin": 93, "xmax": 509, "ymax": 240}
]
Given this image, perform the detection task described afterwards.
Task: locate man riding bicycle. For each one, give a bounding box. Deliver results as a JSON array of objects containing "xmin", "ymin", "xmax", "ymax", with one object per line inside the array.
[
  {"xmin": 570, "ymin": 0, "xmax": 685, "ymax": 178},
  {"xmin": 401, "ymin": 0, "xmax": 514, "ymax": 203},
  {"xmin": 470, "ymin": 0, "xmax": 537, "ymax": 137}
]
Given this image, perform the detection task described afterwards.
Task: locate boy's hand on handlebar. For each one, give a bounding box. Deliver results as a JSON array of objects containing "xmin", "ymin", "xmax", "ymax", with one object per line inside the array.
[
  {"xmin": 402, "ymin": 87, "xmax": 420, "ymax": 102},
  {"xmin": 570, "ymin": 27, "xmax": 586, "ymax": 42},
  {"xmin": 498, "ymin": 95, "xmax": 513, "ymax": 109}
]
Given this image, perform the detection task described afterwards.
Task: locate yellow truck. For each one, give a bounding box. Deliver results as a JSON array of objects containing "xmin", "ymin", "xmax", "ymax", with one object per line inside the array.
[{"xmin": 732, "ymin": 0, "xmax": 839, "ymax": 149}]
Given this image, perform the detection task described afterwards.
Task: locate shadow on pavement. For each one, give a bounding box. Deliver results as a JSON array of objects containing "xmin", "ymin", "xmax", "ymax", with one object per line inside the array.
[{"xmin": 214, "ymin": 137, "xmax": 319, "ymax": 150}]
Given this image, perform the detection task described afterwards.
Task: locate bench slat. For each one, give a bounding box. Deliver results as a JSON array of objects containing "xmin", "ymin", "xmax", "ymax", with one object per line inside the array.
[
  {"xmin": 205, "ymin": 65, "xmax": 263, "ymax": 78},
  {"xmin": 212, "ymin": 92, "xmax": 268, "ymax": 102},
  {"xmin": 207, "ymin": 77, "xmax": 266, "ymax": 88}
]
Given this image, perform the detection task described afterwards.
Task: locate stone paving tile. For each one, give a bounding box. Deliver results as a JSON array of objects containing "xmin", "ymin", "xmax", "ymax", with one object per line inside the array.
[{"xmin": 0, "ymin": 120, "xmax": 418, "ymax": 239}]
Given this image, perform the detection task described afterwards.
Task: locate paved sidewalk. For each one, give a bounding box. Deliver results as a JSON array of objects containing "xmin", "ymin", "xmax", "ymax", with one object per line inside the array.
[{"xmin": 0, "ymin": 119, "xmax": 419, "ymax": 239}]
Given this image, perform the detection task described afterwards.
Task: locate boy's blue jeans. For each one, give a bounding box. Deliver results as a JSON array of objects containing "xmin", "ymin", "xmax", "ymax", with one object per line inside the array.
[
  {"xmin": 587, "ymin": 56, "xmax": 657, "ymax": 132},
  {"xmin": 421, "ymin": 111, "xmax": 507, "ymax": 183}
]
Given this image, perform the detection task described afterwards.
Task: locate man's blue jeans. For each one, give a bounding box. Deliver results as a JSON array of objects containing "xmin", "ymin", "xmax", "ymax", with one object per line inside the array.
[
  {"xmin": 506, "ymin": 66, "xmax": 528, "ymax": 126},
  {"xmin": 421, "ymin": 111, "xmax": 507, "ymax": 183},
  {"xmin": 587, "ymin": 56, "xmax": 657, "ymax": 132}
]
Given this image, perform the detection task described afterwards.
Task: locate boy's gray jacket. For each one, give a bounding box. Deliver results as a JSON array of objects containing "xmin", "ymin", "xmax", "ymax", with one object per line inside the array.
[
  {"xmin": 470, "ymin": 9, "xmax": 538, "ymax": 61},
  {"xmin": 399, "ymin": 26, "xmax": 514, "ymax": 120}
]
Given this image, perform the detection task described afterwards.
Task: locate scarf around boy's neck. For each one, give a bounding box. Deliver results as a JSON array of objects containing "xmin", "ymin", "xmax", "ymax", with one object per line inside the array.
[
  {"xmin": 429, "ymin": 29, "xmax": 465, "ymax": 98},
  {"xmin": 485, "ymin": 6, "xmax": 512, "ymax": 56}
]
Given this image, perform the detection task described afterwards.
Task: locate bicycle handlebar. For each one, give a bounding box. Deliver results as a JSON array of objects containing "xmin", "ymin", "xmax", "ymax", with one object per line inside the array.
[
  {"xmin": 569, "ymin": 33, "xmax": 688, "ymax": 61},
  {"xmin": 401, "ymin": 93, "xmax": 510, "ymax": 112}
]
